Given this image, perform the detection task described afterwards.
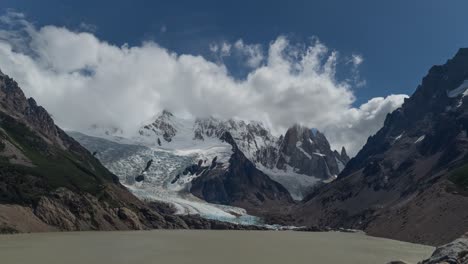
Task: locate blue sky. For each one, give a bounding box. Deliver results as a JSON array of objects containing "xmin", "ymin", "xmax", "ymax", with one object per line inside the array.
[
  {"xmin": 2, "ymin": 0, "xmax": 468, "ymax": 105},
  {"xmin": 0, "ymin": 1, "xmax": 466, "ymax": 154}
]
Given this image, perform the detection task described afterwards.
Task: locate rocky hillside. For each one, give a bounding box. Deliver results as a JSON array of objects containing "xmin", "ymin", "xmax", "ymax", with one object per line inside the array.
[
  {"xmin": 293, "ymin": 49, "xmax": 468, "ymax": 246},
  {"xmin": 0, "ymin": 70, "xmax": 263, "ymax": 233}
]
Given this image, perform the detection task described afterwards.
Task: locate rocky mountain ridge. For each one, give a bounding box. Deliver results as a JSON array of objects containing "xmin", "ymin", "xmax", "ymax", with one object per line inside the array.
[
  {"xmin": 293, "ymin": 48, "xmax": 468, "ymax": 246},
  {"xmin": 138, "ymin": 110, "xmax": 349, "ymax": 180}
]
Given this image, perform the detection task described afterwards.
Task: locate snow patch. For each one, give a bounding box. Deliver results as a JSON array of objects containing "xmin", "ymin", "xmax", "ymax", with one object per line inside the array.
[
  {"xmin": 258, "ymin": 165, "xmax": 320, "ymax": 201},
  {"xmin": 313, "ymin": 152, "xmax": 326, "ymax": 157},
  {"xmin": 414, "ymin": 135, "xmax": 425, "ymax": 144},
  {"xmin": 296, "ymin": 141, "xmax": 312, "ymax": 159},
  {"xmin": 392, "ymin": 132, "xmax": 404, "ymax": 144},
  {"xmin": 447, "ymin": 80, "xmax": 468, "ymax": 98}
]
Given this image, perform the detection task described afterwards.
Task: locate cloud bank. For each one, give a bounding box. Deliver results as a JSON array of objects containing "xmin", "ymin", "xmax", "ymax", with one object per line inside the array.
[{"xmin": 0, "ymin": 12, "xmax": 407, "ymax": 156}]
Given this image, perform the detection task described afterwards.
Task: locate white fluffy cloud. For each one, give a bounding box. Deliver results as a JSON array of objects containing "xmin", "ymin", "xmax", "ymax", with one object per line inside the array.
[
  {"xmin": 351, "ymin": 54, "xmax": 363, "ymax": 66},
  {"xmin": 323, "ymin": 95, "xmax": 408, "ymax": 155},
  {"xmin": 0, "ymin": 13, "xmax": 407, "ymax": 156},
  {"xmin": 233, "ymin": 39, "xmax": 264, "ymax": 68},
  {"xmin": 210, "ymin": 41, "xmax": 231, "ymax": 59}
]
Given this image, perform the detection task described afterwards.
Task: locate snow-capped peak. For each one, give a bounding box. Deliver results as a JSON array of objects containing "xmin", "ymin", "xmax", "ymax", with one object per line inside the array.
[
  {"xmin": 89, "ymin": 111, "xmax": 351, "ymax": 201},
  {"xmin": 137, "ymin": 110, "xmax": 181, "ymax": 142}
]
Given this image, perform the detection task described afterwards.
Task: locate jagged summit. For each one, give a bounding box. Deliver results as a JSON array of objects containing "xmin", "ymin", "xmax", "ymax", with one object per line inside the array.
[
  {"xmin": 137, "ymin": 114, "xmax": 348, "ymax": 180},
  {"xmin": 340, "ymin": 146, "xmax": 349, "ymax": 161},
  {"xmin": 161, "ymin": 109, "xmax": 174, "ymax": 117},
  {"xmin": 138, "ymin": 109, "xmax": 180, "ymax": 142},
  {"xmin": 275, "ymin": 124, "xmax": 347, "ymax": 179}
]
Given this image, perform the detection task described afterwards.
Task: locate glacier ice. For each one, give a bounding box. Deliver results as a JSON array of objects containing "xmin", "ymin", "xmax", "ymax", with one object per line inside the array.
[{"xmin": 69, "ymin": 131, "xmax": 261, "ymax": 225}]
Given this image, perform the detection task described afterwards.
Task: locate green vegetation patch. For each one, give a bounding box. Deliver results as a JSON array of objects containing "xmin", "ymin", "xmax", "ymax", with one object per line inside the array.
[
  {"xmin": 0, "ymin": 112, "xmax": 117, "ymax": 204},
  {"xmin": 449, "ymin": 163, "xmax": 468, "ymax": 189},
  {"xmin": 0, "ymin": 225, "xmax": 18, "ymax": 234}
]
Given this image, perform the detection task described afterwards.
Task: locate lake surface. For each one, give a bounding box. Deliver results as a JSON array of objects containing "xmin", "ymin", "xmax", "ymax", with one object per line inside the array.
[{"xmin": 0, "ymin": 230, "xmax": 433, "ymax": 264}]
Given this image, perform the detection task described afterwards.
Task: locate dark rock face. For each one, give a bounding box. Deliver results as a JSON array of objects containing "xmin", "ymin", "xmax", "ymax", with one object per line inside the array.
[
  {"xmin": 276, "ymin": 125, "xmax": 348, "ymax": 179},
  {"xmin": 293, "ymin": 48, "xmax": 468, "ymax": 246},
  {"xmin": 190, "ymin": 132, "xmax": 294, "ymax": 215},
  {"xmin": 340, "ymin": 146, "xmax": 350, "ymax": 163},
  {"xmin": 135, "ymin": 175, "xmax": 145, "ymax": 182}
]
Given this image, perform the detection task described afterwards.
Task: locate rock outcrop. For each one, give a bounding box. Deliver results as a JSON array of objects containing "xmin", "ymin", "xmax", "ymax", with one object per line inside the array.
[
  {"xmin": 388, "ymin": 233, "xmax": 468, "ymax": 264},
  {"xmin": 419, "ymin": 233, "xmax": 468, "ymax": 264}
]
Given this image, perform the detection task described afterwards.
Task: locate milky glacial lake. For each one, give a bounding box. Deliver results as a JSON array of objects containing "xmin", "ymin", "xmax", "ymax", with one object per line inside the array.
[{"xmin": 0, "ymin": 230, "xmax": 434, "ymax": 264}]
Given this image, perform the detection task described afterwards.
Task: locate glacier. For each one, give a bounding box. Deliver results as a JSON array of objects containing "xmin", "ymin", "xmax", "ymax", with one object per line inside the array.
[
  {"xmin": 69, "ymin": 110, "xmax": 342, "ymax": 223},
  {"xmin": 69, "ymin": 131, "xmax": 260, "ymax": 225}
]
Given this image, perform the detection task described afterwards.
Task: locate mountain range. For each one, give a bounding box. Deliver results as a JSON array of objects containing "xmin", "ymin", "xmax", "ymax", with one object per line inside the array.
[
  {"xmin": 1, "ymin": 48, "xmax": 468, "ymax": 248},
  {"xmin": 70, "ymin": 107, "xmax": 348, "ymax": 222}
]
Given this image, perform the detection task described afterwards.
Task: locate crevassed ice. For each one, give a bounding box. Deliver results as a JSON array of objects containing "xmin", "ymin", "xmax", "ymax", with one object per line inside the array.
[{"xmin": 69, "ymin": 132, "xmax": 261, "ymax": 225}]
